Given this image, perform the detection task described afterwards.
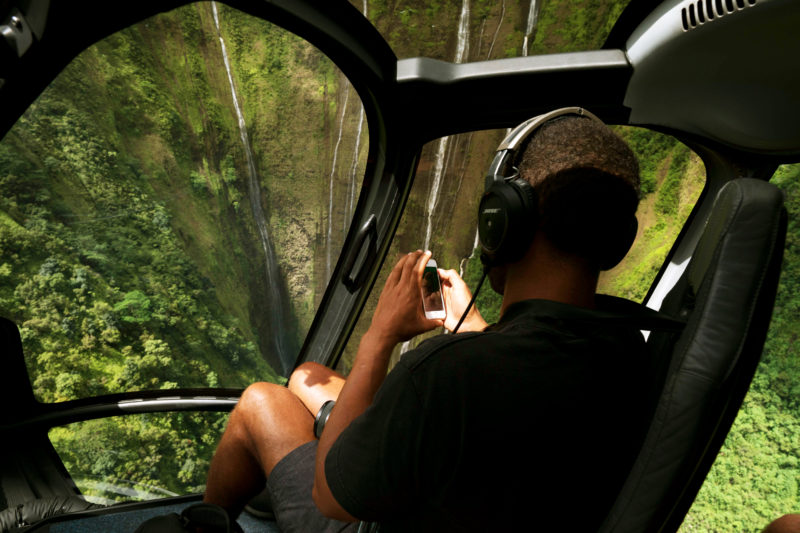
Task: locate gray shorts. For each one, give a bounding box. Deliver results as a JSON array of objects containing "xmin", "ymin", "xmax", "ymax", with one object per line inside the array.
[{"xmin": 267, "ymin": 440, "xmax": 359, "ymax": 533}]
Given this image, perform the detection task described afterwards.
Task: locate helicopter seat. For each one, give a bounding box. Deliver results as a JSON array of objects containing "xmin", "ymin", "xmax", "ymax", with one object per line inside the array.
[{"xmin": 600, "ymin": 178, "xmax": 787, "ymax": 532}]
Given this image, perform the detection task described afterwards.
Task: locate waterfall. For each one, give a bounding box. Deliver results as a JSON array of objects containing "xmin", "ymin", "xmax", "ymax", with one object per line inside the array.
[
  {"xmin": 487, "ymin": 0, "xmax": 505, "ymax": 59},
  {"xmin": 422, "ymin": 136, "xmax": 448, "ymax": 251},
  {"xmin": 421, "ymin": 0, "xmax": 471, "ymax": 251},
  {"xmin": 212, "ymin": 2, "xmax": 289, "ymax": 371},
  {"xmin": 459, "ymin": 229, "xmax": 481, "ymax": 277},
  {"xmin": 522, "ymin": 0, "xmax": 539, "ymax": 57},
  {"xmin": 454, "ymin": 0, "xmax": 471, "ymax": 63},
  {"xmin": 345, "ymin": 106, "xmax": 365, "ymax": 224},
  {"xmin": 344, "ymin": 0, "xmax": 369, "ymax": 227},
  {"xmin": 327, "ymin": 87, "xmax": 350, "ymax": 280},
  {"xmin": 403, "ymin": 0, "xmax": 471, "ymax": 355}
]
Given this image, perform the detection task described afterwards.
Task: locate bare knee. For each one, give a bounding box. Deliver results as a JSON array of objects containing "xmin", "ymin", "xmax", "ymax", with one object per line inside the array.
[
  {"xmin": 237, "ymin": 381, "xmax": 290, "ymax": 417},
  {"xmin": 287, "ymin": 362, "xmax": 345, "ymax": 415},
  {"xmin": 288, "ymin": 362, "xmax": 327, "ymax": 393},
  {"xmin": 227, "ymin": 381, "xmax": 314, "ymax": 476}
]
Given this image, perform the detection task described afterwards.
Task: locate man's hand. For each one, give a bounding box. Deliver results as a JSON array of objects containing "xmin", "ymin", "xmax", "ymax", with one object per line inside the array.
[
  {"xmin": 368, "ymin": 250, "xmax": 445, "ymax": 345},
  {"xmin": 439, "ymin": 268, "xmax": 489, "ymax": 333}
]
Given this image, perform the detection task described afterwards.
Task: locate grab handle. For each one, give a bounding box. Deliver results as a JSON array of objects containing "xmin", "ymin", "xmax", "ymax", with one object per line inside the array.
[{"xmin": 342, "ymin": 214, "xmax": 377, "ymax": 292}]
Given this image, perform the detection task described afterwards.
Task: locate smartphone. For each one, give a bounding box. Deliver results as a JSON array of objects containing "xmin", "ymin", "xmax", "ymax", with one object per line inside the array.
[{"xmin": 421, "ymin": 258, "xmax": 446, "ymax": 320}]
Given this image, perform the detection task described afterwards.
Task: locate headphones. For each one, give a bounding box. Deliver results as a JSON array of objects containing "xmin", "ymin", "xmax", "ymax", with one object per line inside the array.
[{"xmin": 477, "ymin": 107, "xmax": 638, "ymax": 270}]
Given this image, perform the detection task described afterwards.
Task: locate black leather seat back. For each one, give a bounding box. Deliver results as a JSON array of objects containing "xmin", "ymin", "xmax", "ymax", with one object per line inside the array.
[{"xmin": 601, "ymin": 178, "xmax": 787, "ymax": 533}]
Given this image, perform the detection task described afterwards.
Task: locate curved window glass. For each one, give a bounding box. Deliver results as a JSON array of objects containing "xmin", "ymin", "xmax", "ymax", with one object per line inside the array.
[
  {"xmin": 351, "ymin": 0, "xmax": 632, "ymax": 62},
  {"xmin": 0, "ymin": 2, "xmax": 368, "ymax": 401}
]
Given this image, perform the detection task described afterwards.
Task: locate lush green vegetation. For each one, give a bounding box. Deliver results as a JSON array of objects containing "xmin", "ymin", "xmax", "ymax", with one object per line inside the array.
[
  {"xmin": 48, "ymin": 412, "xmax": 228, "ymax": 502},
  {"xmin": 0, "ymin": 5, "xmax": 286, "ymax": 402}
]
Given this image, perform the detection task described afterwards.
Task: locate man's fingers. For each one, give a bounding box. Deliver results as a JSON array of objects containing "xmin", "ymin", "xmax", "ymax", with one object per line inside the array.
[
  {"xmin": 413, "ymin": 250, "xmax": 431, "ymax": 279},
  {"xmin": 401, "ymin": 250, "xmax": 424, "ymax": 283},
  {"xmin": 386, "ymin": 252, "xmax": 410, "ymax": 286},
  {"xmin": 438, "ymin": 269, "xmax": 465, "ymax": 290},
  {"xmin": 438, "ymin": 268, "xmax": 459, "ymax": 283}
]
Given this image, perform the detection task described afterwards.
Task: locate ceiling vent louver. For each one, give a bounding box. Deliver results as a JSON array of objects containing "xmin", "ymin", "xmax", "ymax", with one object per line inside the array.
[{"xmin": 681, "ymin": 0, "xmax": 759, "ymax": 31}]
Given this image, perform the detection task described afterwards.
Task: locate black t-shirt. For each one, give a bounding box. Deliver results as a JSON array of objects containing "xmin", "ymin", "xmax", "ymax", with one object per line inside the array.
[{"xmin": 326, "ymin": 297, "xmax": 648, "ymax": 532}]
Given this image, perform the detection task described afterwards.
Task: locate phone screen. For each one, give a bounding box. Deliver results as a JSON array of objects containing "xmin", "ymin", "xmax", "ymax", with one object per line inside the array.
[{"xmin": 422, "ymin": 262, "xmax": 445, "ymax": 318}]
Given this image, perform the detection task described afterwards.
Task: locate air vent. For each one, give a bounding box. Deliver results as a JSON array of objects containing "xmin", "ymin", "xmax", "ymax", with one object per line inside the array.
[{"xmin": 681, "ymin": 0, "xmax": 759, "ymax": 31}]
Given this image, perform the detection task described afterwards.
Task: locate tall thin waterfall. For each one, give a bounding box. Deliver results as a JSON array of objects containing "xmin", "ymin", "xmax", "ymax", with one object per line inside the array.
[
  {"xmin": 459, "ymin": 229, "xmax": 481, "ymax": 277},
  {"xmin": 522, "ymin": 0, "xmax": 539, "ymax": 57},
  {"xmin": 212, "ymin": 2, "xmax": 289, "ymax": 370},
  {"xmin": 344, "ymin": 0, "xmax": 369, "ymax": 232},
  {"xmin": 487, "ymin": 0, "xmax": 505, "ymax": 59},
  {"xmin": 422, "ymin": 0, "xmax": 471, "ymax": 251},
  {"xmin": 422, "ymin": 136, "xmax": 449, "ymax": 250},
  {"xmin": 454, "ymin": 0, "xmax": 471, "ymax": 63},
  {"xmin": 326, "ymin": 88, "xmax": 350, "ymax": 280},
  {"xmin": 403, "ymin": 0, "xmax": 471, "ymax": 355},
  {"xmin": 345, "ymin": 106, "xmax": 365, "ymax": 224}
]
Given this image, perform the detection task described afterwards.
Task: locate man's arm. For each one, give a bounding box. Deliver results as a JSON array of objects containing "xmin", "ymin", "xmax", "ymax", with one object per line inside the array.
[{"xmin": 312, "ymin": 250, "xmax": 444, "ymax": 520}]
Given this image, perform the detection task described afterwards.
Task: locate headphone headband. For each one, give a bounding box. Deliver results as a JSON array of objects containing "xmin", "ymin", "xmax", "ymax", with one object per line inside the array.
[
  {"xmin": 485, "ymin": 107, "xmax": 605, "ymax": 189},
  {"xmin": 496, "ymin": 107, "xmax": 603, "ymax": 153}
]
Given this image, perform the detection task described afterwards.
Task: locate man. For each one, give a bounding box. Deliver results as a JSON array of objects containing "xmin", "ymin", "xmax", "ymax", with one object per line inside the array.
[{"xmin": 201, "ymin": 112, "xmax": 645, "ymax": 531}]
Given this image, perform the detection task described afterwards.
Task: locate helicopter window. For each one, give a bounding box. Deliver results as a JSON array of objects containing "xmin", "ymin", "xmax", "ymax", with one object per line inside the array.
[
  {"xmin": 0, "ymin": 2, "xmax": 368, "ymax": 402},
  {"xmin": 336, "ymin": 126, "xmax": 705, "ymax": 374},
  {"xmin": 48, "ymin": 412, "xmax": 228, "ymax": 503},
  {"xmin": 354, "ymin": 0, "xmax": 631, "ymax": 61}
]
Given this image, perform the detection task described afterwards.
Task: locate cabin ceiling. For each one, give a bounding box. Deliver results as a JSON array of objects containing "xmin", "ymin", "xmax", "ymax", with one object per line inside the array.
[{"xmin": 624, "ymin": 0, "xmax": 800, "ymax": 158}]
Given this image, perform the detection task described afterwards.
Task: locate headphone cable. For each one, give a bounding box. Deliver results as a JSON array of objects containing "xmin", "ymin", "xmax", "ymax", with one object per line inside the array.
[{"xmin": 452, "ymin": 267, "xmax": 489, "ymax": 334}]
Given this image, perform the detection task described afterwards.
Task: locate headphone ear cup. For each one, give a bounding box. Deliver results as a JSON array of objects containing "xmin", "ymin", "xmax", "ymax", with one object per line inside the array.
[
  {"xmin": 599, "ymin": 216, "xmax": 638, "ymax": 270},
  {"xmin": 478, "ymin": 178, "xmax": 537, "ymax": 267}
]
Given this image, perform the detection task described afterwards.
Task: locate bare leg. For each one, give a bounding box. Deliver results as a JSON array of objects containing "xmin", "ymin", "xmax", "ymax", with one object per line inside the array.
[
  {"xmin": 288, "ymin": 361, "xmax": 346, "ymax": 416},
  {"xmin": 203, "ymin": 382, "xmax": 315, "ymax": 517}
]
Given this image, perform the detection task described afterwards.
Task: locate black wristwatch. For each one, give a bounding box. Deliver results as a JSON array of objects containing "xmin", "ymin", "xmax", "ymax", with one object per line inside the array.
[{"xmin": 313, "ymin": 400, "xmax": 336, "ymax": 438}]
